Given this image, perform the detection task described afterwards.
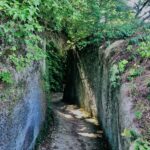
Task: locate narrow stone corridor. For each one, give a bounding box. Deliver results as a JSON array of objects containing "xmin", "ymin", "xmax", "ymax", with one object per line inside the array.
[{"xmin": 38, "ymin": 93, "xmax": 108, "ymax": 150}]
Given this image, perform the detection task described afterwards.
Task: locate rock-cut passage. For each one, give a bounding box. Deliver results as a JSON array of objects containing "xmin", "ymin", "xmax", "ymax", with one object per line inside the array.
[{"xmin": 38, "ymin": 93, "xmax": 108, "ymax": 150}]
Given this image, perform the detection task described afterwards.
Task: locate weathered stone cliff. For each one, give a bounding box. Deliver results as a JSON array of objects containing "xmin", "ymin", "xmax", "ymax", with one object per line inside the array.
[
  {"xmin": 63, "ymin": 41, "xmax": 146, "ymax": 150},
  {"xmin": 0, "ymin": 62, "xmax": 46, "ymax": 150}
]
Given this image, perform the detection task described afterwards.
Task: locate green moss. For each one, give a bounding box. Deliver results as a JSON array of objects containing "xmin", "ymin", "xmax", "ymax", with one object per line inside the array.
[{"xmin": 0, "ymin": 80, "xmax": 26, "ymax": 115}]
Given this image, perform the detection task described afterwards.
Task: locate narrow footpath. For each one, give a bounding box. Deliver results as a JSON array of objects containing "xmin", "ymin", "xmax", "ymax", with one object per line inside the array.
[{"xmin": 38, "ymin": 93, "xmax": 108, "ymax": 150}]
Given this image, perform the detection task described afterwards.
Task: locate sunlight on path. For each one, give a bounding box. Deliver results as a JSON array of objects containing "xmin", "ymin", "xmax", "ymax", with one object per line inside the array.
[{"xmin": 38, "ymin": 93, "xmax": 108, "ymax": 150}]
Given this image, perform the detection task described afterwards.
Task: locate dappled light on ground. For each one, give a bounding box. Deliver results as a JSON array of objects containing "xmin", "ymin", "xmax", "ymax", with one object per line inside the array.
[
  {"xmin": 57, "ymin": 111, "xmax": 73, "ymax": 119},
  {"xmin": 78, "ymin": 132, "xmax": 102, "ymax": 138},
  {"xmin": 38, "ymin": 93, "xmax": 108, "ymax": 150}
]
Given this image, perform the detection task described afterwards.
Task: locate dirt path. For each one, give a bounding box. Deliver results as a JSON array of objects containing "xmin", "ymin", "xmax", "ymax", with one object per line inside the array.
[{"xmin": 38, "ymin": 93, "xmax": 108, "ymax": 150}]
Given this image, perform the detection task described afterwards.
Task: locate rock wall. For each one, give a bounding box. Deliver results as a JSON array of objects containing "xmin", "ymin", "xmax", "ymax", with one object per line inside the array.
[
  {"xmin": 0, "ymin": 63, "xmax": 46, "ymax": 150},
  {"xmin": 63, "ymin": 42, "xmax": 137, "ymax": 150}
]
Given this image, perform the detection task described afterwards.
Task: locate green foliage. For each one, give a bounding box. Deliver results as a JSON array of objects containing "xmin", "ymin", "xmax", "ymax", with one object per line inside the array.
[
  {"xmin": 0, "ymin": 0, "xmax": 143, "ymax": 72},
  {"xmin": 122, "ymin": 129, "xmax": 150, "ymax": 150},
  {"xmin": 0, "ymin": 0, "xmax": 146, "ymax": 72},
  {"xmin": 94, "ymin": 1, "xmax": 138, "ymax": 41},
  {"xmin": 39, "ymin": 0, "xmax": 139, "ymax": 49},
  {"xmin": 118, "ymin": 59, "xmax": 128, "ymax": 73},
  {"xmin": 110, "ymin": 64, "xmax": 120, "ymax": 88},
  {"xmin": 0, "ymin": 0, "xmax": 45, "ymax": 70},
  {"xmin": 122, "ymin": 128, "xmax": 138, "ymax": 139},
  {"xmin": 128, "ymin": 29, "xmax": 150, "ymax": 59},
  {"xmin": 40, "ymin": 0, "xmax": 101, "ymax": 42},
  {"xmin": 0, "ymin": 70, "xmax": 13, "ymax": 84},
  {"xmin": 128, "ymin": 67, "xmax": 144, "ymax": 81},
  {"xmin": 135, "ymin": 111, "xmax": 143, "ymax": 119},
  {"xmin": 122, "ymin": 128, "xmax": 133, "ymax": 138},
  {"xmin": 127, "ymin": 45, "xmax": 133, "ymax": 51},
  {"xmin": 110, "ymin": 59, "xmax": 128, "ymax": 88},
  {"xmin": 133, "ymin": 139, "xmax": 150, "ymax": 150},
  {"xmin": 137, "ymin": 41, "xmax": 150, "ymax": 58},
  {"xmin": 0, "ymin": 0, "xmax": 148, "ymax": 96},
  {"xmin": 46, "ymin": 44, "xmax": 65, "ymax": 92},
  {"xmin": 129, "ymin": 68, "xmax": 142, "ymax": 77}
]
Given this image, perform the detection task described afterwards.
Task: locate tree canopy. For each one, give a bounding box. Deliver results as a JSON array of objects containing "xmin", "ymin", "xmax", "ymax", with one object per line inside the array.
[{"xmin": 0, "ymin": 0, "xmax": 149, "ymax": 73}]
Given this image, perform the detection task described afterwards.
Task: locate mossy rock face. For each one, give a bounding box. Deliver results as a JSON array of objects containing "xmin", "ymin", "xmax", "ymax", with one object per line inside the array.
[{"xmin": 0, "ymin": 63, "xmax": 46, "ymax": 150}]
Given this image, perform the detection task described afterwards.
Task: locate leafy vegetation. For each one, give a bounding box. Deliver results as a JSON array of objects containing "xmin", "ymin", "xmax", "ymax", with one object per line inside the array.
[
  {"xmin": 133, "ymin": 138, "xmax": 150, "ymax": 150},
  {"xmin": 110, "ymin": 59, "xmax": 128, "ymax": 88},
  {"xmin": 122, "ymin": 128, "xmax": 150, "ymax": 150},
  {"xmin": 110, "ymin": 64, "xmax": 120, "ymax": 88},
  {"xmin": 0, "ymin": 0, "xmax": 145, "ymax": 85},
  {"xmin": 46, "ymin": 43, "xmax": 65, "ymax": 92},
  {"xmin": 127, "ymin": 67, "xmax": 144, "ymax": 81},
  {"xmin": 122, "ymin": 128, "xmax": 138, "ymax": 139},
  {"xmin": 0, "ymin": 0, "xmax": 45, "ymax": 71},
  {"xmin": 0, "ymin": 0, "xmax": 150, "ymax": 149},
  {"xmin": 137, "ymin": 41, "xmax": 150, "ymax": 58},
  {"xmin": 135, "ymin": 111, "xmax": 143, "ymax": 120},
  {"xmin": 0, "ymin": 70, "xmax": 13, "ymax": 84},
  {"xmin": 0, "ymin": 0, "xmax": 140, "ymax": 54}
]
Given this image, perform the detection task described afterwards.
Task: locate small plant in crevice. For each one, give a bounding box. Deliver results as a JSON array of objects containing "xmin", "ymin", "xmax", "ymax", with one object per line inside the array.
[
  {"xmin": 110, "ymin": 64, "xmax": 120, "ymax": 88},
  {"xmin": 0, "ymin": 70, "xmax": 13, "ymax": 84},
  {"xmin": 127, "ymin": 67, "xmax": 144, "ymax": 81},
  {"xmin": 110, "ymin": 59, "xmax": 128, "ymax": 88},
  {"xmin": 122, "ymin": 128, "xmax": 139, "ymax": 142},
  {"xmin": 135, "ymin": 111, "xmax": 143, "ymax": 120},
  {"xmin": 118, "ymin": 59, "xmax": 128, "ymax": 73}
]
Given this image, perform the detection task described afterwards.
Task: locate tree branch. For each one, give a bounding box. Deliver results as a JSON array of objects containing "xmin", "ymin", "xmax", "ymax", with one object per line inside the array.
[{"xmin": 135, "ymin": 0, "xmax": 150, "ymax": 17}]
